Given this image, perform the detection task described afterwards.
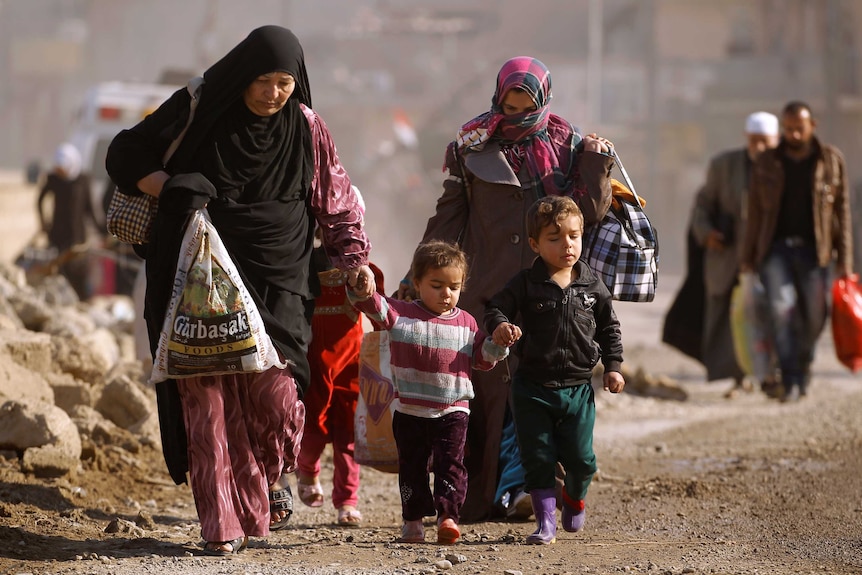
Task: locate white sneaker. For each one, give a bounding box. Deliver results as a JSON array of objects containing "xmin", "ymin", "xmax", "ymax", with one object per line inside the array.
[{"xmin": 506, "ymin": 489, "xmax": 534, "ymax": 520}]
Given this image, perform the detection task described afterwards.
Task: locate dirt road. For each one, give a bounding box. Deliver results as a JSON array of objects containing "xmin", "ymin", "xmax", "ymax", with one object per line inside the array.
[
  {"xmin": 1, "ymin": 311, "xmax": 860, "ymax": 575},
  {"xmin": 1, "ymin": 179, "xmax": 860, "ymax": 574}
]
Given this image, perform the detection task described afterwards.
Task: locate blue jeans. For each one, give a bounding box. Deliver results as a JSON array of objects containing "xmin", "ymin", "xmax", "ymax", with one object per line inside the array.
[{"xmin": 760, "ymin": 241, "xmax": 829, "ymax": 392}]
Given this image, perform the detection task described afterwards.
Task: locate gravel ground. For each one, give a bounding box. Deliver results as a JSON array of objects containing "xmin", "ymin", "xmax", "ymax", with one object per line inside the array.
[
  {"xmin": 2, "ymin": 299, "xmax": 861, "ymax": 575},
  {"xmin": 1, "ymin": 181, "xmax": 860, "ymax": 574}
]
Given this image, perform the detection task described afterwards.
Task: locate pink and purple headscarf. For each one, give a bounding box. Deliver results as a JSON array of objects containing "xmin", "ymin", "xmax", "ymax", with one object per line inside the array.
[{"xmin": 456, "ymin": 56, "xmax": 584, "ymax": 198}]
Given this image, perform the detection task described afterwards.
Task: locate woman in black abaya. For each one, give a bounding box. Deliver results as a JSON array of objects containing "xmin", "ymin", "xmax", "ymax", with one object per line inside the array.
[{"xmin": 107, "ymin": 26, "xmax": 376, "ymax": 554}]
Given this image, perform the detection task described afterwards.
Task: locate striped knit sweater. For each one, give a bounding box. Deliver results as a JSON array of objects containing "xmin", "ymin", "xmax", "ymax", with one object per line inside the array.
[{"xmin": 350, "ymin": 291, "xmax": 508, "ymax": 415}]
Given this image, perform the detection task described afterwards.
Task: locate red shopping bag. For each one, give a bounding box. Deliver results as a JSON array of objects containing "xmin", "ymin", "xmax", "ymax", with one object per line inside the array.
[{"xmin": 831, "ymin": 274, "xmax": 862, "ymax": 373}]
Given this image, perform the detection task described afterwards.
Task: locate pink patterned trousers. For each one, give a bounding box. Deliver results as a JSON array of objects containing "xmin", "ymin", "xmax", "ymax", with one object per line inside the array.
[{"xmin": 177, "ymin": 366, "xmax": 305, "ymax": 542}]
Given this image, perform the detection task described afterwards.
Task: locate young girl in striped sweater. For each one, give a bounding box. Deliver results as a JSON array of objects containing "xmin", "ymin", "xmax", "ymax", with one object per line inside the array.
[{"xmin": 349, "ymin": 240, "xmax": 512, "ymax": 545}]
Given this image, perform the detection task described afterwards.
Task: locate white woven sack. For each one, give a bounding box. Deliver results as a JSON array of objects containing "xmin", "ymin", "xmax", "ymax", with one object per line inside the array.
[{"xmin": 149, "ymin": 209, "xmax": 285, "ymax": 384}]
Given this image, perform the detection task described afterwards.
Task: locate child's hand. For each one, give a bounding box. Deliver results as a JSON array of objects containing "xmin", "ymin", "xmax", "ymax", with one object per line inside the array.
[
  {"xmin": 347, "ymin": 265, "xmax": 376, "ymax": 300},
  {"xmin": 603, "ymin": 370, "xmax": 625, "ymax": 393},
  {"xmin": 492, "ymin": 322, "xmax": 521, "ymax": 347}
]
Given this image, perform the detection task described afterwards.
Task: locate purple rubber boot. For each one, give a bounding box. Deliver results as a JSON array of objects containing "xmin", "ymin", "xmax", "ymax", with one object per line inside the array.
[
  {"xmin": 525, "ymin": 488, "xmax": 557, "ymax": 545},
  {"xmin": 561, "ymin": 491, "xmax": 586, "ymax": 533}
]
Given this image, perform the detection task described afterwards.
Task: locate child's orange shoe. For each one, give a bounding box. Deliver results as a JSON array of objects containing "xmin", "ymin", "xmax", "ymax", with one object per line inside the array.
[{"xmin": 437, "ymin": 517, "xmax": 460, "ymax": 544}]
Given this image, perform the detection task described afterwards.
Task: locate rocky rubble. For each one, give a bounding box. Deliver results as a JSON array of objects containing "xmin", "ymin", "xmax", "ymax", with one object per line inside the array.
[
  {"xmin": 1, "ymin": 260, "xmax": 860, "ymax": 574},
  {"xmin": 0, "ymin": 262, "xmax": 158, "ymax": 478},
  {"xmin": 0, "ymin": 261, "xmax": 688, "ymax": 483}
]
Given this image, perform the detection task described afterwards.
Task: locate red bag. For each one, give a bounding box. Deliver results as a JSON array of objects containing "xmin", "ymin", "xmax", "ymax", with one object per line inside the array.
[{"xmin": 831, "ymin": 274, "xmax": 862, "ymax": 373}]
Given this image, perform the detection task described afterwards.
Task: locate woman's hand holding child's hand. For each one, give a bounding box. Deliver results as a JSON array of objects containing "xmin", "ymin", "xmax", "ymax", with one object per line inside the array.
[
  {"xmin": 492, "ymin": 322, "xmax": 522, "ymax": 347},
  {"xmin": 347, "ymin": 265, "xmax": 376, "ymax": 299},
  {"xmin": 603, "ymin": 371, "xmax": 625, "ymax": 394}
]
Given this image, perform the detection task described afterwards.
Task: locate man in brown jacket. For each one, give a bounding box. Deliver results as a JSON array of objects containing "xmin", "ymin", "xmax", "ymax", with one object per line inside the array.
[{"xmin": 741, "ymin": 101, "xmax": 854, "ymax": 401}]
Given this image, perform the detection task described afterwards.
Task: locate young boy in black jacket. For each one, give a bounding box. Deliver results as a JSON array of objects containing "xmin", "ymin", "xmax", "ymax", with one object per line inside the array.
[{"xmin": 485, "ymin": 195, "xmax": 625, "ymax": 545}]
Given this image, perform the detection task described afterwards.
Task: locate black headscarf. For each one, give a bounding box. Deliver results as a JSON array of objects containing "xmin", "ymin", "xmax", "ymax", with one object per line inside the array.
[
  {"xmin": 169, "ymin": 25, "xmax": 313, "ymax": 198},
  {"xmin": 150, "ymin": 26, "xmax": 321, "ymax": 382},
  {"xmin": 114, "ymin": 26, "xmax": 329, "ymax": 485}
]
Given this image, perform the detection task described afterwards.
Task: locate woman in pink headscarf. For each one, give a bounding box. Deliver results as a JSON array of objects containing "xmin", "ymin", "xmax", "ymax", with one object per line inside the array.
[{"xmin": 397, "ymin": 56, "xmax": 615, "ymax": 522}]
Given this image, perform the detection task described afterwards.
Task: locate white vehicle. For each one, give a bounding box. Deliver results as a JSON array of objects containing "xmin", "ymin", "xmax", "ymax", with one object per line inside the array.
[{"xmin": 68, "ymin": 81, "xmax": 180, "ymax": 218}]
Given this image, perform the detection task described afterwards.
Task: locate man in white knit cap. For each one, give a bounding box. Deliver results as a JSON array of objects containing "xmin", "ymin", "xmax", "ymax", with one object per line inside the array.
[{"xmin": 688, "ymin": 112, "xmax": 780, "ymax": 398}]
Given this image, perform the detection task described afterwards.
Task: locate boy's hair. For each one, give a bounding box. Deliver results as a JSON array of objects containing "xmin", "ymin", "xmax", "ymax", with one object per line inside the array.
[
  {"xmin": 410, "ymin": 240, "xmax": 469, "ymax": 285},
  {"xmin": 526, "ymin": 196, "xmax": 584, "ymax": 241}
]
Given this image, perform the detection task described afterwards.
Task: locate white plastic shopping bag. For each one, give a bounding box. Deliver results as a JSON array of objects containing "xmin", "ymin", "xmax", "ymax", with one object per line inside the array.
[{"xmin": 149, "ymin": 209, "xmax": 285, "ymax": 384}]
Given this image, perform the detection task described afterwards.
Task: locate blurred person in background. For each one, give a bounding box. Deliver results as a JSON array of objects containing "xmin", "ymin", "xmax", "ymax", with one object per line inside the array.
[
  {"xmin": 37, "ymin": 142, "xmax": 98, "ymax": 299},
  {"xmin": 105, "ymin": 26, "xmax": 376, "ymax": 554},
  {"xmin": 397, "ymin": 56, "xmax": 615, "ymax": 522},
  {"xmin": 689, "ymin": 111, "xmax": 780, "ymax": 398},
  {"xmin": 741, "ymin": 101, "xmax": 854, "ymax": 402}
]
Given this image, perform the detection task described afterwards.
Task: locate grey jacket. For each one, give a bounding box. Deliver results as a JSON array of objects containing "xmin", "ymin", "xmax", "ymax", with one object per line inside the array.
[{"xmin": 691, "ymin": 148, "xmax": 750, "ymax": 297}]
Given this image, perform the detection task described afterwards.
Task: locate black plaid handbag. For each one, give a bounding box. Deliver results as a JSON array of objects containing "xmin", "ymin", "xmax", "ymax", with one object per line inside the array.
[
  {"xmin": 106, "ymin": 77, "xmax": 203, "ymax": 244},
  {"xmin": 584, "ymin": 154, "xmax": 659, "ymax": 302}
]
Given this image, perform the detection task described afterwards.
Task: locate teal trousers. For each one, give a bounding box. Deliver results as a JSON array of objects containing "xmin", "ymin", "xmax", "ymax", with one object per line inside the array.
[{"xmin": 511, "ymin": 377, "xmax": 597, "ymax": 500}]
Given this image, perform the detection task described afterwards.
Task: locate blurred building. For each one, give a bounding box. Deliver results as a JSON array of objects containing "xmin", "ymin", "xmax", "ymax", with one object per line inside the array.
[{"xmin": 1, "ymin": 0, "xmax": 860, "ymax": 279}]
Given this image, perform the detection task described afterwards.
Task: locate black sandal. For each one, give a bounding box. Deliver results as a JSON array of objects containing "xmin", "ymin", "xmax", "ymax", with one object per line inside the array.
[
  {"xmin": 202, "ymin": 535, "xmax": 248, "ymax": 556},
  {"xmin": 269, "ymin": 484, "xmax": 293, "ymax": 531}
]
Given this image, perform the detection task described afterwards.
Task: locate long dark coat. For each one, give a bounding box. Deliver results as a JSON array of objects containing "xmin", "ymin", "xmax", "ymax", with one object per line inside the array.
[{"xmin": 416, "ymin": 140, "xmax": 613, "ymax": 521}]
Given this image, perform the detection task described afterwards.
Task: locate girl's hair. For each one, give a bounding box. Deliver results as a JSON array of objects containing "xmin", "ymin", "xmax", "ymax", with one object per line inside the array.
[
  {"xmin": 410, "ymin": 240, "xmax": 469, "ymax": 284},
  {"xmin": 526, "ymin": 196, "xmax": 584, "ymax": 241}
]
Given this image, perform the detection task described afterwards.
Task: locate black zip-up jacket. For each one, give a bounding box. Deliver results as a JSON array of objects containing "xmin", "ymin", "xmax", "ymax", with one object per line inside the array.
[{"xmin": 485, "ymin": 258, "xmax": 623, "ymax": 384}]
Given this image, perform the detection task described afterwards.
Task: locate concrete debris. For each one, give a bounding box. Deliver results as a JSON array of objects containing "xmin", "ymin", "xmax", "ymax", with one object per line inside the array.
[
  {"xmin": 623, "ymin": 366, "xmax": 689, "ymax": 401},
  {"xmin": 97, "ymin": 376, "xmax": 155, "ymax": 430},
  {"xmin": 0, "ymin": 261, "xmax": 156, "ymax": 478},
  {"xmin": 0, "ymin": 399, "xmax": 82, "ymax": 477}
]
